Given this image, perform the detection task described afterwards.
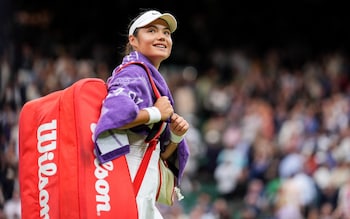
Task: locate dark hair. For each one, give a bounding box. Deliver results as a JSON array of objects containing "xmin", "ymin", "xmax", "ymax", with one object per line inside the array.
[{"xmin": 124, "ymin": 41, "xmax": 134, "ymax": 56}]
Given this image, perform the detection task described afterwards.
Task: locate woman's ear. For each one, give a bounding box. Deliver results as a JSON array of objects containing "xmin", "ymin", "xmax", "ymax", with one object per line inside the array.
[{"xmin": 129, "ymin": 35, "xmax": 137, "ymax": 49}]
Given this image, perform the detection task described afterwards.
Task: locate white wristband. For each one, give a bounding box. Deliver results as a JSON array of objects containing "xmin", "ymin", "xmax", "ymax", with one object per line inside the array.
[
  {"xmin": 144, "ymin": 107, "xmax": 161, "ymax": 125},
  {"xmin": 170, "ymin": 131, "xmax": 185, "ymax": 143}
]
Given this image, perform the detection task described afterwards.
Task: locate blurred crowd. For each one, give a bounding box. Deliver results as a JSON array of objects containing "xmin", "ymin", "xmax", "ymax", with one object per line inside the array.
[
  {"xmin": 160, "ymin": 47, "xmax": 350, "ymax": 219},
  {"xmin": 1, "ymin": 40, "xmax": 350, "ymax": 219},
  {"xmin": 1, "ymin": 10, "xmax": 350, "ymax": 218}
]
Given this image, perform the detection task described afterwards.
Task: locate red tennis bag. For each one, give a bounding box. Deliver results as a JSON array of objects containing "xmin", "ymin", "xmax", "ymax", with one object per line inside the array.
[{"xmin": 18, "ymin": 78, "xmax": 138, "ymax": 219}]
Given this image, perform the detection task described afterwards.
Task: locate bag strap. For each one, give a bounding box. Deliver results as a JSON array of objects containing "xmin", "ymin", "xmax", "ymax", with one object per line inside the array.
[
  {"xmin": 115, "ymin": 61, "xmax": 165, "ymax": 196},
  {"xmin": 114, "ymin": 61, "xmax": 161, "ymax": 98},
  {"xmin": 133, "ymin": 139, "xmax": 158, "ymax": 195}
]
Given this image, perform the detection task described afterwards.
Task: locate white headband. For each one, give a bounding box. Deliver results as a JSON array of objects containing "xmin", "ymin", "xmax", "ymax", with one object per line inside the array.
[{"xmin": 129, "ymin": 10, "xmax": 177, "ymax": 36}]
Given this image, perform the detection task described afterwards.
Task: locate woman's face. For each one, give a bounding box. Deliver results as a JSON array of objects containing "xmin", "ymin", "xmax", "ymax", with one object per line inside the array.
[{"xmin": 129, "ymin": 19, "xmax": 173, "ymax": 68}]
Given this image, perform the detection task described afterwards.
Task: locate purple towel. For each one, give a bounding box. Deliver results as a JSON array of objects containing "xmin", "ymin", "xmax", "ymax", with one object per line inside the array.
[{"xmin": 94, "ymin": 51, "xmax": 190, "ymax": 185}]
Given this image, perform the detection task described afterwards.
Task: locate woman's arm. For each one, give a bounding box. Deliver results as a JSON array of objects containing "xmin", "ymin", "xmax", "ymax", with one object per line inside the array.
[
  {"xmin": 118, "ymin": 96, "xmax": 174, "ymax": 129},
  {"xmin": 161, "ymin": 113, "xmax": 189, "ymax": 160}
]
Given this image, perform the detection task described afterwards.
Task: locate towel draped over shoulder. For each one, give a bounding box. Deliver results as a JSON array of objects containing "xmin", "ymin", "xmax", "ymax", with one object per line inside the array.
[{"xmin": 94, "ymin": 51, "xmax": 190, "ymax": 185}]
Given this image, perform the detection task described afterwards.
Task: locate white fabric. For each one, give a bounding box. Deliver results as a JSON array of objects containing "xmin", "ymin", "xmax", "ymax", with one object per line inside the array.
[
  {"xmin": 170, "ymin": 131, "xmax": 184, "ymax": 143},
  {"xmin": 96, "ymin": 130, "xmax": 129, "ymax": 155},
  {"xmin": 144, "ymin": 106, "xmax": 161, "ymax": 125},
  {"xmin": 128, "ymin": 10, "xmax": 177, "ymax": 36},
  {"xmin": 125, "ymin": 131, "xmax": 163, "ymax": 219}
]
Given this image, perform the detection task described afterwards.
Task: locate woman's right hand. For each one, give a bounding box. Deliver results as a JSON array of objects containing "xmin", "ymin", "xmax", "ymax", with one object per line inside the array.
[{"xmin": 153, "ymin": 96, "xmax": 174, "ymax": 121}]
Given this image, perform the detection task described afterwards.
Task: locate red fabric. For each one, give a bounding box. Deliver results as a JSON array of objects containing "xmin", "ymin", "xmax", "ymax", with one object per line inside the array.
[
  {"xmin": 133, "ymin": 139, "xmax": 157, "ymax": 196},
  {"xmin": 19, "ymin": 78, "xmax": 138, "ymax": 219}
]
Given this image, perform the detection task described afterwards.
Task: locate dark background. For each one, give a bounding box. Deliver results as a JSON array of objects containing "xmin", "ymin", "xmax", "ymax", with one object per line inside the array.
[{"xmin": 1, "ymin": 0, "xmax": 350, "ymax": 69}]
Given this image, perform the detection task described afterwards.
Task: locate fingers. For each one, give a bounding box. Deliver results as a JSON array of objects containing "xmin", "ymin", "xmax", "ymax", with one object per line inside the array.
[
  {"xmin": 154, "ymin": 96, "xmax": 174, "ymax": 121},
  {"xmin": 170, "ymin": 113, "xmax": 189, "ymax": 136},
  {"xmin": 153, "ymin": 97, "xmax": 189, "ymax": 136}
]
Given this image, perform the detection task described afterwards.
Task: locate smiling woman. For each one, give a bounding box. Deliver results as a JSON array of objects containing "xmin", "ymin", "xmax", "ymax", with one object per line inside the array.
[
  {"xmin": 126, "ymin": 10, "xmax": 176, "ymax": 69},
  {"xmin": 93, "ymin": 9, "xmax": 190, "ymax": 219}
]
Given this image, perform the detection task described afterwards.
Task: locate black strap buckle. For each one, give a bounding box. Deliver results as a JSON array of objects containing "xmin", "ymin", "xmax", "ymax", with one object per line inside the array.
[{"xmin": 145, "ymin": 121, "xmax": 164, "ymax": 143}]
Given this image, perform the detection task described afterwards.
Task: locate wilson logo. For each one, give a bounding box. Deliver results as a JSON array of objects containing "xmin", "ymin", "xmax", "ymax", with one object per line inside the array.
[
  {"xmin": 91, "ymin": 123, "xmax": 113, "ymax": 216},
  {"xmin": 37, "ymin": 119, "xmax": 58, "ymax": 219}
]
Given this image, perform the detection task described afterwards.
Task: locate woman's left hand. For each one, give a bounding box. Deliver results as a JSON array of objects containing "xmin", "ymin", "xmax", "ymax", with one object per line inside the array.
[
  {"xmin": 161, "ymin": 113, "xmax": 189, "ymax": 159},
  {"xmin": 169, "ymin": 113, "xmax": 189, "ymax": 136}
]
